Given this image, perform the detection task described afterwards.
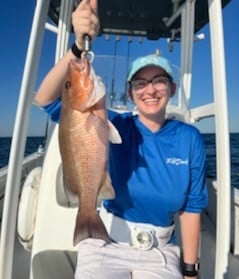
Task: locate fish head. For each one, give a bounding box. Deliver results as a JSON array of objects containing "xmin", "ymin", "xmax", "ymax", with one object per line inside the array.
[{"xmin": 63, "ymin": 58, "xmax": 94, "ymax": 112}]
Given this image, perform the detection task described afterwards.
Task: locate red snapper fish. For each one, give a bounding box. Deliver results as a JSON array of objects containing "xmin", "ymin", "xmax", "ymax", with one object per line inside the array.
[{"xmin": 59, "ymin": 57, "xmax": 121, "ymax": 245}]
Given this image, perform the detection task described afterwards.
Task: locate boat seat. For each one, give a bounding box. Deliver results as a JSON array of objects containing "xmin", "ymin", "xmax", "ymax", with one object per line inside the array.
[
  {"xmin": 56, "ymin": 164, "xmax": 79, "ymax": 208},
  {"xmin": 32, "ymin": 250, "xmax": 77, "ymax": 279},
  {"xmin": 56, "ymin": 157, "xmax": 103, "ymax": 209},
  {"xmin": 30, "ymin": 125, "xmax": 79, "ymax": 279}
]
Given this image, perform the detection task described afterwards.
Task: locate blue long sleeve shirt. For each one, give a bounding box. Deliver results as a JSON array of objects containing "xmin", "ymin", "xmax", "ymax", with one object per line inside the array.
[{"xmin": 43, "ymin": 99, "xmax": 208, "ymax": 227}]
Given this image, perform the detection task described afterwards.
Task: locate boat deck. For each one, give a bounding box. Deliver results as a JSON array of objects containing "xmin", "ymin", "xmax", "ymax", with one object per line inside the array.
[{"xmin": 200, "ymin": 213, "xmax": 239, "ymax": 279}]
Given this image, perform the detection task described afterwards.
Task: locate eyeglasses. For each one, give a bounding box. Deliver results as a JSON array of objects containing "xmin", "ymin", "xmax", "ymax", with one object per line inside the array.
[{"xmin": 130, "ymin": 75, "xmax": 172, "ymax": 94}]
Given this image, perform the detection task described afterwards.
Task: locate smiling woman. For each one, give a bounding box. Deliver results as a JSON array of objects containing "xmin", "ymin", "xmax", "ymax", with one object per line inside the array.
[
  {"xmin": 33, "ymin": 1, "xmax": 208, "ymax": 277},
  {"xmin": 1, "ymin": 0, "xmax": 239, "ymax": 278},
  {"xmin": 39, "ymin": 52, "xmax": 207, "ymax": 279}
]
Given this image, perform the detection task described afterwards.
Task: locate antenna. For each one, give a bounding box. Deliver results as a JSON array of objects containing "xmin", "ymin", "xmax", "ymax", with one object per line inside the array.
[
  {"xmin": 123, "ymin": 36, "xmax": 133, "ymax": 105},
  {"xmin": 109, "ymin": 35, "xmax": 121, "ymax": 108}
]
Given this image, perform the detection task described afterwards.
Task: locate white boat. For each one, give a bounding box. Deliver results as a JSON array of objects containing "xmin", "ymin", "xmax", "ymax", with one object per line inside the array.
[{"xmin": 0, "ymin": 0, "xmax": 239, "ymax": 278}]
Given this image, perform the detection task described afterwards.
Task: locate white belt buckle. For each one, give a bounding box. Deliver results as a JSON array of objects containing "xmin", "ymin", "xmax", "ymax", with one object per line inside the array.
[{"xmin": 131, "ymin": 227, "xmax": 155, "ymax": 250}]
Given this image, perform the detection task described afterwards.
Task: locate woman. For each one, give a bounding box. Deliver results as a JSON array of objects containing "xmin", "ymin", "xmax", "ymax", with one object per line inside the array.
[{"xmin": 35, "ymin": 1, "xmax": 207, "ymax": 278}]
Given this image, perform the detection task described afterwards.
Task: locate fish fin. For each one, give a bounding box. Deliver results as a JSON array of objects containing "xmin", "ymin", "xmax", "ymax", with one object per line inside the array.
[
  {"xmin": 73, "ymin": 210, "xmax": 111, "ymax": 246},
  {"xmin": 97, "ymin": 172, "xmax": 115, "ymax": 206},
  {"xmin": 108, "ymin": 120, "xmax": 122, "ymax": 144},
  {"xmin": 83, "ymin": 71, "xmax": 106, "ymax": 109}
]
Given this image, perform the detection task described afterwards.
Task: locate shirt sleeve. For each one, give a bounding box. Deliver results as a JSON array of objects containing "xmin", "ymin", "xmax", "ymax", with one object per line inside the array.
[
  {"xmin": 182, "ymin": 130, "xmax": 208, "ymax": 213},
  {"xmin": 107, "ymin": 109, "xmax": 122, "ymax": 121},
  {"xmin": 41, "ymin": 98, "xmax": 62, "ymax": 122}
]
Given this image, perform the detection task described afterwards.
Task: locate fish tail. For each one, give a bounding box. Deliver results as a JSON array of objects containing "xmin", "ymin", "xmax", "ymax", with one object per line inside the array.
[{"xmin": 73, "ymin": 210, "xmax": 111, "ymax": 246}]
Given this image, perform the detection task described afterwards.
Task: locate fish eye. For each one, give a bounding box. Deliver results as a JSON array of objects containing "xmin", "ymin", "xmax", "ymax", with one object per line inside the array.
[{"xmin": 65, "ymin": 81, "xmax": 71, "ymax": 89}]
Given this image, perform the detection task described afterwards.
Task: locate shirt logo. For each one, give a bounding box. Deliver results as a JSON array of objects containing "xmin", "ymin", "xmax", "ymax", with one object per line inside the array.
[{"xmin": 166, "ymin": 158, "xmax": 188, "ymax": 166}]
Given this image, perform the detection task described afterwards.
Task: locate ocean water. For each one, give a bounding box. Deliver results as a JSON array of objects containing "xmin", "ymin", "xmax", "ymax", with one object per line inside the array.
[
  {"xmin": 202, "ymin": 133, "xmax": 239, "ymax": 189},
  {"xmin": 0, "ymin": 134, "xmax": 239, "ymax": 189},
  {"xmin": 0, "ymin": 137, "xmax": 45, "ymax": 169}
]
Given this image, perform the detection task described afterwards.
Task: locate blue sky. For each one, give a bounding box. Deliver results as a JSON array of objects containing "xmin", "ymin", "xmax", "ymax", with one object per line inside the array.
[{"xmin": 0, "ymin": 0, "xmax": 238, "ymax": 136}]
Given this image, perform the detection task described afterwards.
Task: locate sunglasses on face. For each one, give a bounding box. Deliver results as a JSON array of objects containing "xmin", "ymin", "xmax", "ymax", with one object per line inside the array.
[{"xmin": 130, "ymin": 75, "xmax": 172, "ymax": 93}]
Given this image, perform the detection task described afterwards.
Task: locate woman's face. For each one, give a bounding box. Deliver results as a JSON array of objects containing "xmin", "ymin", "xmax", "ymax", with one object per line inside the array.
[{"xmin": 129, "ymin": 66, "xmax": 176, "ymax": 121}]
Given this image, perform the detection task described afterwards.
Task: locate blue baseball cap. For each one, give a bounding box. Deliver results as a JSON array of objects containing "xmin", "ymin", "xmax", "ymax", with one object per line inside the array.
[{"xmin": 127, "ymin": 54, "xmax": 173, "ymax": 82}]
